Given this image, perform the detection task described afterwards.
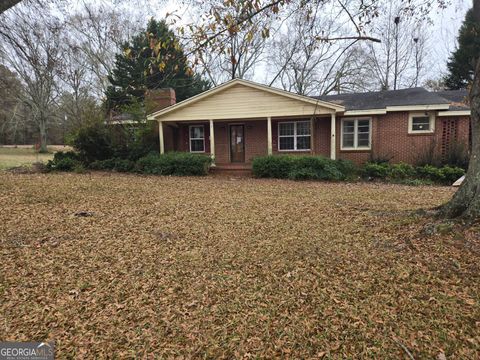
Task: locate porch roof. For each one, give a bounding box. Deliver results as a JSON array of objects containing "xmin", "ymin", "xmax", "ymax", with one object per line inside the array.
[{"xmin": 147, "ymin": 79, "xmax": 344, "ymax": 122}]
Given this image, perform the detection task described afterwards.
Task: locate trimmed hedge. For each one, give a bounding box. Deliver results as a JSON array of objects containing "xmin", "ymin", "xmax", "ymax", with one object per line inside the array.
[
  {"xmin": 135, "ymin": 152, "xmax": 212, "ymax": 176},
  {"xmin": 48, "ymin": 150, "xmax": 464, "ymax": 184},
  {"xmin": 252, "ymin": 155, "xmax": 356, "ymax": 181},
  {"xmin": 253, "ymin": 156, "xmax": 464, "ymax": 185},
  {"xmin": 47, "ymin": 151, "xmax": 212, "ymax": 176},
  {"xmin": 362, "ymin": 162, "xmax": 465, "ymax": 185}
]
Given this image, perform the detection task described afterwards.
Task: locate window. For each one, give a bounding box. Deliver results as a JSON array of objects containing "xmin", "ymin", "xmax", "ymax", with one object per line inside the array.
[
  {"xmin": 409, "ymin": 112, "xmax": 435, "ymax": 133},
  {"xmin": 189, "ymin": 125, "xmax": 205, "ymax": 152},
  {"xmin": 278, "ymin": 121, "xmax": 311, "ymax": 151},
  {"xmin": 341, "ymin": 118, "xmax": 371, "ymax": 150}
]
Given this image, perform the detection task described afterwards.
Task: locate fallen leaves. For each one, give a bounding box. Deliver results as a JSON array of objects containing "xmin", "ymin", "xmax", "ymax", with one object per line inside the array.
[{"xmin": 0, "ymin": 172, "xmax": 479, "ymax": 358}]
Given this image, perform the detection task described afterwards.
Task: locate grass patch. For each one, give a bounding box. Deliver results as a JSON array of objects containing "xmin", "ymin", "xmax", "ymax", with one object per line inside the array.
[{"xmin": 0, "ymin": 146, "xmax": 68, "ymax": 170}]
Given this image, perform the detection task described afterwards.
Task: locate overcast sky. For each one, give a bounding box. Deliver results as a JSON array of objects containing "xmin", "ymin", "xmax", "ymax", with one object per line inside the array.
[
  {"xmin": 430, "ymin": 0, "xmax": 471, "ymax": 75},
  {"xmin": 141, "ymin": 0, "xmax": 472, "ymax": 85}
]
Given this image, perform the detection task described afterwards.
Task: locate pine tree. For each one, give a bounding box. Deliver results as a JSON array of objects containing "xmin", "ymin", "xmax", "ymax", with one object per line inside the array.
[
  {"xmin": 444, "ymin": 8, "xmax": 480, "ymax": 90},
  {"xmin": 106, "ymin": 19, "xmax": 210, "ymax": 111}
]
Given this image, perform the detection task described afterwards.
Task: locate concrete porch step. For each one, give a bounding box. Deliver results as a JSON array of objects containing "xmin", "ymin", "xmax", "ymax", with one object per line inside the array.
[{"xmin": 210, "ymin": 163, "xmax": 253, "ymax": 176}]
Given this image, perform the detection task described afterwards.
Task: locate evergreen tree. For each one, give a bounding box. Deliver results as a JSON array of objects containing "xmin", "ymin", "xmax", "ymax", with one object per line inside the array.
[
  {"xmin": 106, "ymin": 19, "xmax": 210, "ymax": 111},
  {"xmin": 444, "ymin": 8, "xmax": 480, "ymax": 90}
]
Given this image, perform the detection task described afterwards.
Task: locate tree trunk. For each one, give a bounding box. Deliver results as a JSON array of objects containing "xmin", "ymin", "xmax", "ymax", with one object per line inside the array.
[
  {"xmin": 38, "ymin": 116, "xmax": 48, "ymax": 153},
  {"xmin": 441, "ymin": 1, "xmax": 480, "ymax": 221},
  {"xmin": 441, "ymin": 59, "xmax": 480, "ymax": 221}
]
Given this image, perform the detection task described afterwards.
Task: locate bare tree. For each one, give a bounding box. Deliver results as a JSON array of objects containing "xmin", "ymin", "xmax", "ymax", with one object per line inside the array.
[
  {"xmin": 0, "ymin": 65, "xmax": 25, "ymax": 144},
  {"xmin": 191, "ymin": 1, "xmax": 269, "ymax": 85},
  {"xmin": 196, "ymin": 24, "xmax": 267, "ymax": 84},
  {"xmin": 57, "ymin": 44, "xmax": 93, "ymax": 128},
  {"xmin": 361, "ymin": 0, "xmax": 430, "ymax": 90},
  {"xmin": 0, "ymin": 6, "xmax": 63, "ymax": 152},
  {"xmin": 66, "ymin": 1, "xmax": 145, "ymax": 97},
  {"xmin": 267, "ymin": 1, "xmax": 370, "ymax": 95}
]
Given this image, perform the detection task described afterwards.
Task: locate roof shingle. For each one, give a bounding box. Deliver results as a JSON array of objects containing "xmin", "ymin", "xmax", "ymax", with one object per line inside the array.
[{"xmin": 312, "ymin": 87, "xmax": 468, "ymax": 112}]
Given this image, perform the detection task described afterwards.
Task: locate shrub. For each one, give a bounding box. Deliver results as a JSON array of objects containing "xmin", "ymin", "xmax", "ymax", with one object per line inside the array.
[
  {"xmin": 73, "ymin": 164, "xmax": 87, "ymax": 174},
  {"xmin": 252, "ymin": 155, "xmax": 356, "ymax": 181},
  {"xmin": 414, "ymin": 140, "xmax": 441, "ymax": 167},
  {"xmin": 362, "ymin": 162, "xmax": 389, "ymax": 179},
  {"xmin": 415, "ymin": 164, "xmax": 445, "ymax": 182},
  {"xmin": 252, "ymin": 155, "xmax": 294, "ymax": 179},
  {"xmin": 415, "ymin": 165, "xmax": 465, "ymax": 185},
  {"xmin": 114, "ymin": 159, "xmax": 136, "ymax": 172},
  {"xmin": 442, "ymin": 141, "xmax": 469, "ymax": 169},
  {"xmin": 135, "ymin": 152, "xmax": 212, "ymax": 176},
  {"xmin": 388, "ymin": 163, "xmax": 416, "ymax": 180},
  {"xmin": 69, "ymin": 123, "xmax": 113, "ymax": 164},
  {"xmin": 359, "ymin": 162, "xmax": 464, "ymax": 185},
  {"xmin": 46, "ymin": 151, "xmax": 81, "ymax": 172},
  {"xmin": 397, "ymin": 178, "xmax": 435, "ymax": 186},
  {"xmin": 89, "ymin": 158, "xmax": 117, "ymax": 171},
  {"xmin": 89, "ymin": 158, "xmax": 136, "ymax": 172},
  {"xmin": 335, "ymin": 159, "xmax": 358, "ymax": 180},
  {"xmin": 49, "ymin": 157, "xmax": 78, "ymax": 171},
  {"xmin": 438, "ymin": 165, "xmax": 465, "ymax": 184},
  {"xmin": 127, "ymin": 122, "xmax": 159, "ymax": 161},
  {"xmin": 51, "ymin": 151, "xmax": 80, "ymax": 162},
  {"xmin": 292, "ymin": 156, "xmax": 344, "ymax": 180},
  {"xmin": 368, "ymin": 153, "xmax": 394, "ymax": 164},
  {"xmin": 288, "ymin": 168, "xmax": 320, "ymax": 181}
]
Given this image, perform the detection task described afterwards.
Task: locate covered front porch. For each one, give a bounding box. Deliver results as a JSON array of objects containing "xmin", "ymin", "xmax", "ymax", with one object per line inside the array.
[{"xmin": 158, "ymin": 116, "xmax": 338, "ymax": 168}]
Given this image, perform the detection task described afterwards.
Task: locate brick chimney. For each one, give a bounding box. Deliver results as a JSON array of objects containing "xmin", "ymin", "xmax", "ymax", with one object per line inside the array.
[{"xmin": 145, "ymin": 88, "xmax": 176, "ymax": 113}]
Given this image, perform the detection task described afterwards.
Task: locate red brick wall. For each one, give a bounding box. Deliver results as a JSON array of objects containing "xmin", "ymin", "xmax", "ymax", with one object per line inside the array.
[
  {"xmin": 456, "ymin": 116, "xmax": 471, "ymax": 145},
  {"xmin": 163, "ymin": 124, "xmax": 175, "ymax": 152},
  {"xmin": 164, "ymin": 114, "xmax": 470, "ymax": 165},
  {"xmin": 245, "ymin": 120, "xmax": 268, "ymax": 161},
  {"xmin": 336, "ymin": 113, "xmax": 470, "ymax": 165},
  {"xmin": 213, "ymin": 122, "xmax": 229, "ymax": 164},
  {"xmin": 146, "ymin": 89, "xmax": 176, "ymax": 113}
]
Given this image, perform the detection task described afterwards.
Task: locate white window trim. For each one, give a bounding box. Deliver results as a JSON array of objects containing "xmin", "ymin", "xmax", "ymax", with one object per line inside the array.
[
  {"xmin": 340, "ymin": 117, "xmax": 372, "ymax": 151},
  {"xmin": 408, "ymin": 112, "xmax": 435, "ymax": 134},
  {"xmin": 278, "ymin": 121, "xmax": 311, "ymax": 152},
  {"xmin": 189, "ymin": 125, "xmax": 205, "ymax": 153}
]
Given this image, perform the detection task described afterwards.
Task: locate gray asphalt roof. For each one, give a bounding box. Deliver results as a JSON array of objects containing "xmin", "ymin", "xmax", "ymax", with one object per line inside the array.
[
  {"xmin": 435, "ymin": 89, "xmax": 469, "ymax": 110},
  {"xmin": 312, "ymin": 87, "xmax": 469, "ymax": 112}
]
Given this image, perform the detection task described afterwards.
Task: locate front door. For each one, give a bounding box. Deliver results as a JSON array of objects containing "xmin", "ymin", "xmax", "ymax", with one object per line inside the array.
[{"xmin": 230, "ymin": 125, "xmax": 245, "ymax": 163}]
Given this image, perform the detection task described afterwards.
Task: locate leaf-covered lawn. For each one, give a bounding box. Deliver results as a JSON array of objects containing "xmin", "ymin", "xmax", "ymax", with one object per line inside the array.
[{"xmin": 1, "ymin": 173, "xmax": 479, "ymax": 358}]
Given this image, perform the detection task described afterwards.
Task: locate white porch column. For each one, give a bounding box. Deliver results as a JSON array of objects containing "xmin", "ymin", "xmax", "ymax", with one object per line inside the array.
[
  {"xmin": 158, "ymin": 121, "xmax": 165, "ymax": 154},
  {"xmin": 209, "ymin": 119, "xmax": 215, "ymax": 165},
  {"xmin": 330, "ymin": 113, "xmax": 336, "ymax": 160},
  {"xmin": 310, "ymin": 117, "xmax": 315, "ymax": 154},
  {"xmin": 267, "ymin": 116, "xmax": 272, "ymax": 155}
]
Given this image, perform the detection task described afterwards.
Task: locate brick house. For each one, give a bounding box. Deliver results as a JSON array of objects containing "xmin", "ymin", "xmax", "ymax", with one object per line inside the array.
[{"xmin": 147, "ymin": 79, "xmax": 470, "ymax": 170}]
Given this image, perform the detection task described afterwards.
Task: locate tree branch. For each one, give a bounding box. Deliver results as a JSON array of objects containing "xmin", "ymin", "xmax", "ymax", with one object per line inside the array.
[{"xmin": 316, "ymin": 36, "xmax": 381, "ymax": 43}]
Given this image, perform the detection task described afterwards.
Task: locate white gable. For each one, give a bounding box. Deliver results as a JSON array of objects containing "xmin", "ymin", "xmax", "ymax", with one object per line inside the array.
[{"xmin": 149, "ymin": 80, "xmax": 342, "ymax": 122}]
